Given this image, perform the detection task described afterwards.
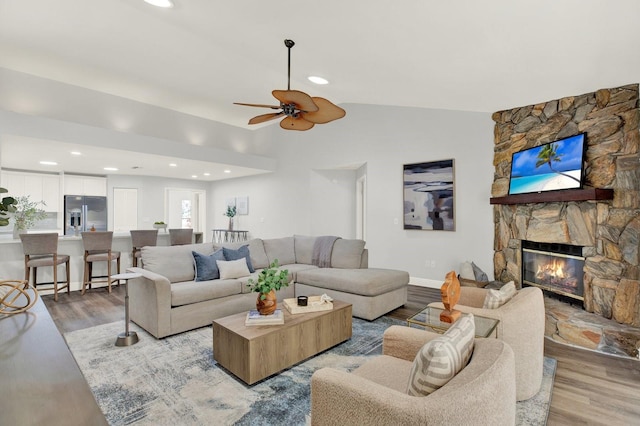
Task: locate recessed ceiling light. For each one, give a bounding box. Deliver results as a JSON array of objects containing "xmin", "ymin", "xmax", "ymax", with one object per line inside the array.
[
  {"xmin": 224, "ymin": 170, "xmax": 231, "ymax": 174},
  {"xmin": 308, "ymin": 76, "xmax": 329, "ymax": 85},
  {"xmin": 143, "ymin": 0, "xmax": 173, "ymax": 8},
  {"xmin": 104, "ymin": 167, "xmax": 119, "ymax": 171},
  {"xmin": 203, "ymin": 172, "xmax": 210, "ymax": 176},
  {"xmin": 191, "ymin": 175, "xmax": 198, "ymax": 178},
  {"xmin": 40, "ymin": 161, "xmax": 58, "ymax": 166},
  {"xmin": 169, "ymin": 163, "xmax": 177, "ymax": 167},
  {"xmin": 70, "ymin": 151, "xmax": 81, "ymax": 156}
]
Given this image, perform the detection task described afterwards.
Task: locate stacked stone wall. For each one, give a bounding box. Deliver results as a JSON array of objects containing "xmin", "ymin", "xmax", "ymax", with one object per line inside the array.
[{"xmin": 491, "ymin": 84, "xmax": 640, "ymax": 325}]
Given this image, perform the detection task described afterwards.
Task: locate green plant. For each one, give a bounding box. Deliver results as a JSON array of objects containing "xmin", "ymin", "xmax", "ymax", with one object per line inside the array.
[
  {"xmin": 247, "ymin": 259, "xmax": 290, "ymax": 300},
  {"xmin": 223, "ymin": 205, "xmax": 236, "ymax": 218},
  {"xmin": 0, "ymin": 187, "xmax": 17, "ymax": 227},
  {"xmin": 12, "ymin": 195, "xmax": 47, "ymax": 230},
  {"xmin": 154, "ymin": 221, "xmax": 165, "ymax": 225}
]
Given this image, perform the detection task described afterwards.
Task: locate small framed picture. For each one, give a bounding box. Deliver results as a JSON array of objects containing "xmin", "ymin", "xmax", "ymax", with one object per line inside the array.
[{"xmin": 236, "ymin": 196, "xmax": 249, "ymax": 215}]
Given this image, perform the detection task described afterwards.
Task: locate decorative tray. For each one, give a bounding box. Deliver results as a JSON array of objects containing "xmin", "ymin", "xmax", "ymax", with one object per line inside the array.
[{"xmin": 283, "ymin": 296, "xmax": 333, "ymax": 314}]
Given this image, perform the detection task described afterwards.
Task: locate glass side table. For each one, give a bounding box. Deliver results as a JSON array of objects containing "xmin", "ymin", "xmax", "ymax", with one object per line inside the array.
[{"xmin": 407, "ymin": 306, "xmax": 499, "ymax": 338}]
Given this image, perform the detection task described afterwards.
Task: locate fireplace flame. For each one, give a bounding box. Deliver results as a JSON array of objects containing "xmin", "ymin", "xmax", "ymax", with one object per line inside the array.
[{"xmin": 536, "ymin": 258, "xmax": 565, "ymax": 280}]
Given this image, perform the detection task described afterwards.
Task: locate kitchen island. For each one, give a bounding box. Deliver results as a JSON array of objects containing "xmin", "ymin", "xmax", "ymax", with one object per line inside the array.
[{"xmin": 0, "ymin": 231, "xmax": 203, "ymax": 293}]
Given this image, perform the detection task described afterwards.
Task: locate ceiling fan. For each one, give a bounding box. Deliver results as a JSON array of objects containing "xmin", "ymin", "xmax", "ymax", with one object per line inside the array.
[{"xmin": 235, "ymin": 39, "xmax": 346, "ymax": 131}]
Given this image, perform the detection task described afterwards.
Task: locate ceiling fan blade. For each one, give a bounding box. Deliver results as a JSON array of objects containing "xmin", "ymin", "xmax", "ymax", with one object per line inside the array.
[
  {"xmin": 272, "ymin": 90, "xmax": 319, "ymax": 112},
  {"xmin": 301, "ymin": 97, "xmax": 346, "ymax": 124},
  {"xmin": 248, "ymin": 112, "xmax": 284, "ymax": 125},
  {"xmin": 280, "ymin": 116, "xmax": 315, "ymax": 131},
  {"xmin": 234, "ymin": 102, "xmax": 281, "ymax": 109}
]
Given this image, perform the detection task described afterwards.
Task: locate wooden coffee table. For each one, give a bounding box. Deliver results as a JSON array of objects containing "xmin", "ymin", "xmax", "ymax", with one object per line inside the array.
[{"xmin": 213, "ymin": 300, "xmax": 352, "ymax": 384}]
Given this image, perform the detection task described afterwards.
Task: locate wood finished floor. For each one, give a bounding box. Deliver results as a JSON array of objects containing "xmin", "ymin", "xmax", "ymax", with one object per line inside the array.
[{"xmin": 43, "ymin": 285, "xmax": 640, "ymax": 425}]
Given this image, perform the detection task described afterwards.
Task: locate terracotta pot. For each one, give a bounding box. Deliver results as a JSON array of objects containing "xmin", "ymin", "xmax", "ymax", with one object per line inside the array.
[{"xmin": 256, "ymin": 289, "xmax": 277, "ymax": 315}]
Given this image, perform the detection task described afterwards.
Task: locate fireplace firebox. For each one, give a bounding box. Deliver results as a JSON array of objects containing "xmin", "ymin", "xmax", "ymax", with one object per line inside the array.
[{"xmin": 521, "ymin": 240, "xmax": 585, "ymax": 302}]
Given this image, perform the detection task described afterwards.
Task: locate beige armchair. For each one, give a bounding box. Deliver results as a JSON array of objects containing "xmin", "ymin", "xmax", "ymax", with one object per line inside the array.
[
  {"xmin": 311, "ymin": 325, "xmax": 516, "ymax": 425},
  {"xmin": 429, "ymin": 286, "xmax": 545, "ymax": 401}
]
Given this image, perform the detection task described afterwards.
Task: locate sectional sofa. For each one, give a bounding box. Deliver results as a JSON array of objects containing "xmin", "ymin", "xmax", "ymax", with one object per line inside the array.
[{"xmin": 128, "ymin": 235, "xmax": 409, "ymax": 338}]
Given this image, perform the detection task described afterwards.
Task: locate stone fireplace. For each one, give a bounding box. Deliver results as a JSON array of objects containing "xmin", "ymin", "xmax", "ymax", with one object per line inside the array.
[{"xmin": 490, "ymin": 84, "xmax": 640, "ymax": 327}]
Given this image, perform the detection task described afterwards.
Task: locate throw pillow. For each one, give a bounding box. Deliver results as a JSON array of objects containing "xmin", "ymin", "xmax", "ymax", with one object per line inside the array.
[
  {"xmin": 192, "ymin": 249, "xmax": 225, "ymax": 281},
  {"xmin": 482, "ymin": 281, "xmax": 517, "ymax": 309},
  {"xmin": 217, "ymin": 258, "xmax": 251, "ymax": 280},
  {"xmin": 406, "ymin": 314, "xmax": 475, "ymax": 397},
  {"xmin": 222, "ymin": 245, "xmax": 255, "ymax": 272},
  {"xmin": 471, "ymin": 262, "xmax": 489, "ymax": 282},
  {"xmin": 459, "ymin": 261, "xmax": 475, "ymax": 280}
]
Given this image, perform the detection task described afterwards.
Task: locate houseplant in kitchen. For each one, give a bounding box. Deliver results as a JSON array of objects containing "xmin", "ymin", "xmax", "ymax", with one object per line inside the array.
[
  {"xmin": 153, "ymin": 221, "xmax": 167, "ymax": 232},
  {"xmin": 0, "ymin": 187, "xmax": 17, "ymax": 228},
  {"xmin": 11, "ymin": 195, "xmax": 46, "ymax": 239},
  {"xmin": 247, "ymin": 260, "xmax": 289, "ymax": 315},
  {"xmin": 224, "ymin": 205, "xmax": 236, "ymax": 231}
]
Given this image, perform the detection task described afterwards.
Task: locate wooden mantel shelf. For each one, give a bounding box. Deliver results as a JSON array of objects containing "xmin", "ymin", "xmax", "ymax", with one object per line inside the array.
[{"xmin": 490, "ymin": 188, "xmax": 614, "ymax": 205}]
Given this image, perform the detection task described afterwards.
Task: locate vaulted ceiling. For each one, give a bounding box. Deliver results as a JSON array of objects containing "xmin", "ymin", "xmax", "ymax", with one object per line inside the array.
[{"xmin": 0, "ymin": 0, "xmax": 638, "ymax": 179}]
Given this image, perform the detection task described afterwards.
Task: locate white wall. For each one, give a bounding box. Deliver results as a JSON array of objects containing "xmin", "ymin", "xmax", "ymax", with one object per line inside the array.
[
  {"xmin": 107, "ymin": 175, "xmax": 211, "ymax": 236},
  {"xmin": 212, "ymin": 104, "xmax": 496, "ymax": 283}
]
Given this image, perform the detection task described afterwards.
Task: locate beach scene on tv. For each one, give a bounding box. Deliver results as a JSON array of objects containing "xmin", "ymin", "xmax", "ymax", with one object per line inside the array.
[{"xmin": 508, "ymin": 134, "xmax": 585, "ymax": 195}]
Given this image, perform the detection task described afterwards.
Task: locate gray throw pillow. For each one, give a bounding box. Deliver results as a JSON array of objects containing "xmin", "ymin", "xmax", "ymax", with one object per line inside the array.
[
  {"xmin": 471, "ymin": 262, "xmax": 489, "ymax": 282},
  {"xmin": 192, "ymin": 249, "xmax": 225, "ymax": 281},
  {"xmin": 223, "ymin": 245, "xmax": 254, "ymax": 272}
]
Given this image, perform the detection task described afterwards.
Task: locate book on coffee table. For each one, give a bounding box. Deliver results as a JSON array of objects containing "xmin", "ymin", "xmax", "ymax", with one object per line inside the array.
[{"xmin": 244, "ymin": 309, "xmax": 284, "ymax": 326}]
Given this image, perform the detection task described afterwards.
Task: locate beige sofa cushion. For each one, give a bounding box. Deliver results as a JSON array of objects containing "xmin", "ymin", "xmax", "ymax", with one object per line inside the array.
[
  {"xmin": 142, "ymin": 243, "xmax": 213, "ymax": 283},
  {"xmin": 296, "ymin": 268, "xmax": 409, "ymax": 297},
  {"xmin": 294, "ymin": 235, "xmax": 316, "ymax": 265},
  {"xmin": 171, "ymin": 279, "xmax": 241, "ymax": 307},
  {"xmin": 331, "ymin": 239, "xmax": 366, "ymax": 268},
  {"xmin": 406, "ymin": 314, "xmax": 475, "ymax": 396},
  {"xmin": 483, "ymin": 281, "xmax": 516, "ymax": 309},
  {"xmin": 263, "ymin": 237, "xmax": 296, "ymax": 265}
]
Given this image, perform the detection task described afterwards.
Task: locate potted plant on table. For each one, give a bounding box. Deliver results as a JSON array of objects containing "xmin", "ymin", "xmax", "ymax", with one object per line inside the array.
[
  {"xmin": 11, "ymin": 196, "xmax": 46, "ymax": 239},
  {"xmin": 223, "ymin": 205, "xmax": 237, "ymax": 231},
  {"xmin": 247, "ymin": 260, "xmax": 290, "ymax": 315}
]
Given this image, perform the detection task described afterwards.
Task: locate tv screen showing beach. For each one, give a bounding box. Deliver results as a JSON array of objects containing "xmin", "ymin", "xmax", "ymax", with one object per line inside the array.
[{"xmin": 508, "ymin": 134, "xmax": 585, "ymax": 195}]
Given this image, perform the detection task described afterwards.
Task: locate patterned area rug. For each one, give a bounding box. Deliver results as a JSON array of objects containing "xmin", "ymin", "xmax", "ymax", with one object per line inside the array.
[{"xmin": 64, "ymin": 317, "xmax": 555, "ymax": 425}]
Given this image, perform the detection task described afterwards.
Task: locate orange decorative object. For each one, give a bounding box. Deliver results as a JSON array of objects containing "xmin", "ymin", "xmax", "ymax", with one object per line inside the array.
[
  {"xmin": 440, "ymin": 271, "xmax": 461, "ymax": 323},
  {"xmin": 256, "ymin": 289, "xmax": 277, "ymax": 315}
]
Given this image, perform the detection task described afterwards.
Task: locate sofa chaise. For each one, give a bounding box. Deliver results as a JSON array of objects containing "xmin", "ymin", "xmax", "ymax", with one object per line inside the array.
[{"xmin": 128, "ymin": 235, "xmax": 409, "ymax": 338}]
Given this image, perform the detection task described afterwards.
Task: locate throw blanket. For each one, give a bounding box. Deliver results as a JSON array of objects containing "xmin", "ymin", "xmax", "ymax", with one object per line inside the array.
[{"xmin": 312, "ymin": 236, "xmax": 340, "ymax": 268}]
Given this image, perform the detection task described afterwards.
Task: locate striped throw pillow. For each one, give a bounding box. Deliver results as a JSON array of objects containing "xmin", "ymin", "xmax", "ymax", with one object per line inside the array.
[
  {"xmin": 406, "ymin": 314, "xmax": 475, "ymax": 396},
  {"xmin": 482, "ymin": 281, "xmax": 516, "ymax": 309}
]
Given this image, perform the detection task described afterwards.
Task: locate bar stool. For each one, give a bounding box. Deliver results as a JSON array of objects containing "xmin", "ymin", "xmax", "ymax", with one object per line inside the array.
[
  {"xmin": 130, "ymin": 229, "xmax": 158, "ymax": 267},
  {"xmin": 169, "ymin": 228, "xmax": 193, "ymax": 245},
  {"xmin": 81, "ymin": 231, "xmax": 121, "ymax": 294},
  {"xmin": 20, "ymin": 233, "xmax": 70, "ymax": 302}
]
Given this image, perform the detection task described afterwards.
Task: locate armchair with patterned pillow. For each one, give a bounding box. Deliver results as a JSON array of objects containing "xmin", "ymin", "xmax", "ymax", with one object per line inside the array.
[
  {"xmin": 429, "ymin": 284, "xmax": 545, "ymax": 401},
  {"xmin": 311, "ymin": 319, "xmax": 516, "ymax": 425}
]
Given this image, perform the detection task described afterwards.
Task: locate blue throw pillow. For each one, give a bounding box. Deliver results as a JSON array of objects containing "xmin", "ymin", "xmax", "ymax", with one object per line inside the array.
[
  {"xmin": 192, "ymin": 249, "xmax": 225, "ymax": 281},
  {"xmin": 222, "ymin": 245, "xmax": 254, "ymax": 273}
]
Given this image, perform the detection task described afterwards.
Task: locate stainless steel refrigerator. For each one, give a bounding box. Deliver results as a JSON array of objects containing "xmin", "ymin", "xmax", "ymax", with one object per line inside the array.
[{"xmin": 64, "ymin": 195, "xmax": 108, "ymax": 236}]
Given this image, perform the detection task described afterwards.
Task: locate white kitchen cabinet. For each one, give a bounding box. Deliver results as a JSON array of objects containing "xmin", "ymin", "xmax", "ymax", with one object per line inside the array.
[
  {"xmin": 64, "ymin": 175, "xmax": 107, "ymax": 197},
  {"xmin": 0, "ymin": 171, "xmax": 60, "ymax": 212}
]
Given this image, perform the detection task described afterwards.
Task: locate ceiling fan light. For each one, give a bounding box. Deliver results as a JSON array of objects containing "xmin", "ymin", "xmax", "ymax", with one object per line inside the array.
[
  {"xmin": 143, "ymin": 0, "xmax": 174, "ymax": 8},
  {"xmin": 308, "ymin": 76, "xmax": 329, "ymax": 85}
]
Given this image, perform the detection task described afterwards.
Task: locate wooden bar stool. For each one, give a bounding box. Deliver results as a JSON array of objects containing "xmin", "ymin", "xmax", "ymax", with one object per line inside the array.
[
  {"xmin": 20, "ymin": 233, "xmax": 70, "ymax": 302},
  {"xmin": 81, "ymin": 231, "xmax": 121, "ymax": 294},
  {"xmin": 169, "ymin": 228, "xmax": 193, "ymax": 245},
  {"xmin": 130, "ymin": 229, "xmax": 158, "ymax": 267}
]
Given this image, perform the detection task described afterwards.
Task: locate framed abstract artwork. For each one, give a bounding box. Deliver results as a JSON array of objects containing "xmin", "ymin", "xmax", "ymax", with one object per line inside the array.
[{"xmin": 403, "ymin": 159, "xmax": 455, "ymax": 231}]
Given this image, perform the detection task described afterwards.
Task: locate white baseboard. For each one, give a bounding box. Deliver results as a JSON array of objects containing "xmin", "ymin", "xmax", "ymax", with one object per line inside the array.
[{"xmin": 409, "ymin": 277, "xmax": 442, "ymax": 289}]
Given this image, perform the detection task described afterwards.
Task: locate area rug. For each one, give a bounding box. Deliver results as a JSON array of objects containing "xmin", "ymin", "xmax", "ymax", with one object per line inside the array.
[{"xmin": 65, "ymin": 318, "xmax": 555, "ymax": 425}]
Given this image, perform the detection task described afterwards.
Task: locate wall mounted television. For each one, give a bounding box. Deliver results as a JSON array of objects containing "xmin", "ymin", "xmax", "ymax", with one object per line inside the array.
[{"xmin": 508, "ymin": 133, "xmax": 586, "ymax": 195}]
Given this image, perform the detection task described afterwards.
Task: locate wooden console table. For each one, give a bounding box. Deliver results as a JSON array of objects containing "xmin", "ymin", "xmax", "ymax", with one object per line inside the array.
[
  {"xmin": 212, "ymin": 229, "xmax": 249, "ymax": 244},
  {"xmin": 0, "ymin": 297, "xmax": 107, "ymax": 425}
]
